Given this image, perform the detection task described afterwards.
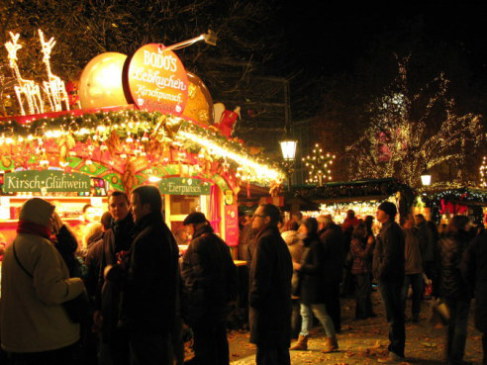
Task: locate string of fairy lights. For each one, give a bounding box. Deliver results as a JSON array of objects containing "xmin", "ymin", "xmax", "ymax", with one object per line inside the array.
[
  {"xmin": 480, "ymin": 156, "xmax": 487, "ymax": 187},
  {"xmin": 302, "ymin": 143, "xmax": 335, "ymax": 185}
]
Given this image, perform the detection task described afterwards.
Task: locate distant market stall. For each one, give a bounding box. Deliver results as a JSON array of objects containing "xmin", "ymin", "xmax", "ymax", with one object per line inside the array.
[
  {"xmin": 0, "ymin": 30, "xmax": 283, "ymax": 248},
  {"xmin": 287, "ymin": 178, "xmax": 413, "ymax": 225},
  {"xmin": 414, "ymin": 182, "xmax": 487, "ymax": 226}
]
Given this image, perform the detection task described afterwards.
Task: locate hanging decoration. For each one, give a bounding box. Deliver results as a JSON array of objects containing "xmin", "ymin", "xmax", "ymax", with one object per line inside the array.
[
  {"xmin": 38, "ymin": 30, "xmax": 70, "ymax": 112},
  {"xmin": 302, "ymin": 143, "xmax": 335, "ymax": 185},
  {"xmin": 4, "ymin": 32, "xmax": 44, "ymax": 115},
  {"xmin": 480, "ymin": 156, "xmax": 487, "ymax": 187}
]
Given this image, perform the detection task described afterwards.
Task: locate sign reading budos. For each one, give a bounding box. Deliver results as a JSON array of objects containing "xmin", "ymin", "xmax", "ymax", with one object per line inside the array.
[{"xmin": 125, "ymin": 44, "xmax": 189, "ymax": 115}]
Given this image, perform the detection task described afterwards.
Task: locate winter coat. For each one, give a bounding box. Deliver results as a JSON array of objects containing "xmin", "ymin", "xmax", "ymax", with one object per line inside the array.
[
  {"xmin": 461, "ymin": 231, "xmax": 487, "ymax": 332},
  {"xmin": 118, "ymin": 212, "xmax": 179, "ymax": 334},
  {"xmin": 319, "ymin": 223, "xmax": 346, "ymax": 284},
  {"xmin": 373, "ymin": 220, "xmax": 405, "ymax": 283},
  {"xmin": 297, "ymin": 235, "xmax": 326, "ymax": 305},
  {"xmin": 181, "ymin": 223, "xmax": 237, "ymax": 324},
  {"xmin": 438, "ymin": 231, "xmax": 471, "ymax": 300},
  {"xmin": 417, "ymin": 221, "xmax": 437, "ymax": 263},
  {"xmin": 85, "ymin": 213, "xmax": 134, "ymax": 340},
  {"xmin": 0, "ymin": 198, "xmax": 85, "ymax": 352},
  {"xmin": 249, "ymin": 226, "xmax": 293, "ymax": 346},
  {"xmin": 282, "ymin": 230, "xmax": 304, "ymax": 296},
  {"xmin": 350, "ymin": 237, "xmax": 373, "ymax": 275},
  {"xmin": 403, "ymin": 227, "xmax": 423, "ymax": 275}
]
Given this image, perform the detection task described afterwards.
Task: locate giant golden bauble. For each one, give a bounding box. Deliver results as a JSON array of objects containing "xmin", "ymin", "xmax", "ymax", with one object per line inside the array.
[{"xmin": 78, "ymin": 52, "xmax": 129, "ymax": 109}]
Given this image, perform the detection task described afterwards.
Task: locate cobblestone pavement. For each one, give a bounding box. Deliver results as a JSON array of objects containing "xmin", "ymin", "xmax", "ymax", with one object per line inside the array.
[{"xmin": 226, "ymin": 293, "xmax": 484, "ymax": 365}]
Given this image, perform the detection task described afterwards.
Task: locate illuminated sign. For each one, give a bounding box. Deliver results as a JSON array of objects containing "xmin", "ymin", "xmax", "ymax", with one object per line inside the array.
[
  {"xmin": 125, "ymin": 43, "xmax": 189, "ymax": 115},
  {"xmin": 3, "ymin": 170, "xmax": 91, "ymax": 193},
  {"xmin": 159, "ymin": 177, "xmax": 210, "ymax": 195}
]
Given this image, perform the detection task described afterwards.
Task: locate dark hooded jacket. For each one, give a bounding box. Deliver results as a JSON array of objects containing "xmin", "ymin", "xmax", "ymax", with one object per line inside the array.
[
  {"xmin": 119, "ymin": 212, "xmax": 179, "ymax": 334},
  {"xmin": 461, "ymin": 231, "xmax": 487, "ymax": 332},
  {"xmin": 319, "ymin": 222, "xmax": 345, "ymax": 284},
  {"xmin": 181, "ymin": 223, "xmax": 237, "ymax": 324},
  {"xmin": 438, "ymin": 230, "xmax": 471, "ymax": 300},
  {"xmin": 249, "ymin": 226, "xmax": 293, "ymax": 346},
  {"xmin": 373, "ymin": 220, "xmax": 405, "ymax": 282}
]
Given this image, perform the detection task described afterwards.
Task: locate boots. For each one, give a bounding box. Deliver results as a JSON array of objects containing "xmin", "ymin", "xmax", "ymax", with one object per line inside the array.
[
  {"xmin": 322, "ymin": 336, "xmax": 339, "ymax": 353},
  {"xmin": 290, "ymin": 335, "xmax": 308, "ymax": 351}
]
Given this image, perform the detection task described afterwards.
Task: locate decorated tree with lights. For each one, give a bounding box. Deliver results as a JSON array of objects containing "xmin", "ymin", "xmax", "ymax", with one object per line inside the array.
[
  {"xmin": 302, "ymin": 143, "xmax": 335, "ymax": 186},
  {"xmin": 346, "ymin": 57, "xmax": 484, "ymax": 187}
]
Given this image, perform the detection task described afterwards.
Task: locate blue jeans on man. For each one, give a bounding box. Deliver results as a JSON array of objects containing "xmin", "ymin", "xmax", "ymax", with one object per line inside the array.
[{"xmin": 379, "ymin": 279, "xmax": 406, "ymax": 358}]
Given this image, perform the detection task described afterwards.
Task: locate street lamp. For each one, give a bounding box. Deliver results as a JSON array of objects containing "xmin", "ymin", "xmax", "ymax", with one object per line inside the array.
[
  {"xmin": 421, "ymin": 173, "xmax": 432, "ymax": 186},
  {"xmin": 280, "ymin": 138, "xmax": 298, "ymax": 191}
]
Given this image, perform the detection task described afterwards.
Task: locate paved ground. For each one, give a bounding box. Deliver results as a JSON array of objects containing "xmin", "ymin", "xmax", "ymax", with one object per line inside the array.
[{"xmin": 224, "ymin": 292, "xmax": 484, "ymax": 365}]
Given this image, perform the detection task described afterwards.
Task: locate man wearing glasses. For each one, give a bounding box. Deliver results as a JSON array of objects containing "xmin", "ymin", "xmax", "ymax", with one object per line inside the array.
[{"xmin": 248, "ymin": 204, "xmax": 293, "ymax": 365}]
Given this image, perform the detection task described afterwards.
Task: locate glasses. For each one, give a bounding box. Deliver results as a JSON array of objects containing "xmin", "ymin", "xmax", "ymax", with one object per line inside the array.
[{"xmin": 253, "ymin": 214, "xmax": 267, "ymax": 218}]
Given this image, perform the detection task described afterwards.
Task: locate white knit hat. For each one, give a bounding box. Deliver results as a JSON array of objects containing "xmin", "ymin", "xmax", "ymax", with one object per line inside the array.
[{"xmin": 19, "ymin": 198, "xmax": 55, "ymax": 227}]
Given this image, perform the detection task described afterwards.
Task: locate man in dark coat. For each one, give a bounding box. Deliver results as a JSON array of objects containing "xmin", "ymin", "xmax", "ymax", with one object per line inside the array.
[
  {"xmin": 373, "ymin": 202, "xmax": 406, "ymax": 363},
  {"xmin": 462, "ymin": 230, "xmax": 487, "ymax": 365},
  {"xmin": 116, "ymin": 185, "xmax": 179, "ymax": 365},
  {"xmin": 249, "ymin": 204, "xmax": 293, "ymax": 365},
  {"xmin": 317, "ymin": 214, "xmax": 345, "ymax": 333},
  {"xmin": 181, "ymin": 212, "xmax": 237, "ymax": 365},
  {"xmin": 85, "ymin": 191, "xmax": 134, "ymax": 365}
]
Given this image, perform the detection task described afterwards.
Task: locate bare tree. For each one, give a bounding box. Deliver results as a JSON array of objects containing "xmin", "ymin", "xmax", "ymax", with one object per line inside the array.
[{"xmin": 346, "ymin": 57, "xmax": 484, "ymax": 187}]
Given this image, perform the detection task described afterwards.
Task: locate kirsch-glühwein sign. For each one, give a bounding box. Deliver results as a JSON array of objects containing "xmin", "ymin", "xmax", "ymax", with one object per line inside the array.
[
  {"xmin": 3, "ymin": 170, "xmax": 91, "ymax": 193},
  {"xmin": 125, "ymin": 43, "xmax": 189, "ymax": 115},
  {"xmin": 159, "ymin": 177, "xmax": 210, "ymax": 195}
]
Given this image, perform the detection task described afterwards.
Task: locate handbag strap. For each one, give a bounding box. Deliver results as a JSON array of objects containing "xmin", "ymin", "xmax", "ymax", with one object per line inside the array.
[{"xmin": 13, "ymin": 242, "xmax": 33, "ymax": 278}]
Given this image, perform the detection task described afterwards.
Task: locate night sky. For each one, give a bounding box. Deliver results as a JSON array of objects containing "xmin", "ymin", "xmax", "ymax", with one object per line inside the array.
[{"xmin": 278, "ymin": 1, "xmax": 487, "ymax": 115}]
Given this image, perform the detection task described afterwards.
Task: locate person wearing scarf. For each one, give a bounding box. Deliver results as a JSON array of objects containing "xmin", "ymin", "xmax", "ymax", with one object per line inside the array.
[{"xmin": 0, "ymin": 198, "xmax": 85, "ymax": 365}]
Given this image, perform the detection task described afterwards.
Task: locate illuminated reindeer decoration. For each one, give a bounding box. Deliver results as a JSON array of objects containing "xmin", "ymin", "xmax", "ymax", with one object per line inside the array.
[
  {"xmin": 4, "ymin": 32, "xmax": 44, "ymax": 115},
  {"xmin": 38, "ymin": 29, "xmax": 70, "ymax": 111}
]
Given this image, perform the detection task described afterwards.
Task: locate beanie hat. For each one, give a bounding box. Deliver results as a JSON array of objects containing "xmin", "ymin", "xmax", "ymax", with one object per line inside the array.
[
  {"xmin": 183, "ymin": 212, "xmax": 207, "ymax": 226},
  {"xmin": 19, "ymin": 198, "xmax": 55, "ymax": 227},
  {"xmin": 378, "ymin": 201, "xmax": 397, "ymax": 218}
]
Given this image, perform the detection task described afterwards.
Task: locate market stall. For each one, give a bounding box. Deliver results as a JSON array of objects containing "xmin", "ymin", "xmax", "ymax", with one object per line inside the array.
[
  {"xmin": 0, "ymin": 31, "xmax": 283, "ymax": 252},
  {"xmin": 287, "ymin": 178, "xmax": 413, "ymax": 227},
  {"xmin": 414, "ymin": 183, "xmax": 487, "ymax": 227}
]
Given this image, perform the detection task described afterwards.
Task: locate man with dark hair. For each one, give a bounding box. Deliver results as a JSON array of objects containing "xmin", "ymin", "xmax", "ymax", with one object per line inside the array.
[
  {"xmin": 248, "ymin": 204, "xmax": 293, "ymax": 365},
  {"xmin": 181, "ymin": 212, "xmax": 237, "ymax": 365},
  {"xmin": 117, "ymin": 185, "xmax": 179, "ymax": 365},
  {"xmin": 373, "ymin": 202, "xmax": 406, "ymax": 363},
  {"xmin": 85, "ymin": 191, "xmax": 134, "ymax": 365}
]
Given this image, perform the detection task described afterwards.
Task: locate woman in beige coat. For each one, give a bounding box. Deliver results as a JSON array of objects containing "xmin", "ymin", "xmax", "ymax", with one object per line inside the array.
[{"xmin": 0, "ymin": 198, "xmax": 85, "ymax": 364}]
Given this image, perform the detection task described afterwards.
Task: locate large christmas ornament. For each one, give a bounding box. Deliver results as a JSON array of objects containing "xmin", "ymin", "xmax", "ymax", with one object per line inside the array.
[{"xmin": 78, "ymin": 52, "xmax": 129, "ymax": 109}]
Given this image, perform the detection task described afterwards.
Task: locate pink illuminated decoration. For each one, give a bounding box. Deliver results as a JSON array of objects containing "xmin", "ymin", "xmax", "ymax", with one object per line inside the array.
[{"xmin": 125, "ymin": 43, "xmax": 189, "ymax": 115}]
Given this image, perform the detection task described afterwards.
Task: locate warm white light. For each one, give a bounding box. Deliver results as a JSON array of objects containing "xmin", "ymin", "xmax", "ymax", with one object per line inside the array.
[
  {"xmin": 280, "ymin": 139, "xmax": 298, "ymax": 161},
  {"xmin": 148, "ymin": 176, "xmax": 162, "ymax": 182},
  {"xmin": 421, "ymin": 174, "xmax": 431, "ymax": 186}
]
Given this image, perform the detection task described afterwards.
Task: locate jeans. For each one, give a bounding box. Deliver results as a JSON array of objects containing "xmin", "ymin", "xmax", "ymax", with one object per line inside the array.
[
  {"xmin": 379, "ymin": 279, "xmax": 406, "ymax": 357},
  {"xmin": 5, "ymin": 343, "xmax": 77, "ymax": 365},
  {"xmin": 191, "ymin": 320, "xmax": 229, "ymax": 365},
  {"xmin": 299, "ymin": 303, "xmax": 336, "ymax": 338},
  {"xmin": 354, "ymin": 273, "xmax": 373, "ymax": 319},
  {"xmin": 129, "ymin": 332, "xmax": 171, "ymax": 365},
  {"xmin": 444, "ymin": 298, "xmax": 470, "ymax": 363},
  {"xmin": 256, "ymin": 344, "xmax": 290, "ymax": 365},
  {"xmin": 401, "ymin": 273, "xmax": 424, "ymax": 319}
]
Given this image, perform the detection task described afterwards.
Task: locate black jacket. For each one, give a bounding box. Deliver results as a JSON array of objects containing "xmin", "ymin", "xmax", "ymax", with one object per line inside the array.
[
  {"xmin": 439, "ymin": 231, "xmax": 471, "ymax": 300},
  {"xmin": 373, "ymin": 220, "xmax": 405, "ymax": 282},
  {"xmin": 297, "ymin": 234, "xmax": 326, "ymax": 305},
  {"xmin": 119, "ymin": 212, "xmax": 179, "ymax": 334},
  {"xmin": 249, "ymin": 226, "xmax": 293, "ymax": 346},
  {"xmin": 181, "ymin": 223, "xmax": 237, "ymax": 324},
  {"xmin": 462, "ymin": 231, "xmax": 487, "ymax": 331},
  {"xmin": 319, "ymin": 223, "xmax": 345, "ymax": 284}
]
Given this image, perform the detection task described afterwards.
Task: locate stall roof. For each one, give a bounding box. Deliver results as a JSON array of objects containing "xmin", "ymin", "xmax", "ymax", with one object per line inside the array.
[
  {"xmin": 289, "ymin": 178, "xmax": 411, "ymax": 204},
  {"xmin": 419, "ymin": 183, "xmax": 487, "ymax": 206}
]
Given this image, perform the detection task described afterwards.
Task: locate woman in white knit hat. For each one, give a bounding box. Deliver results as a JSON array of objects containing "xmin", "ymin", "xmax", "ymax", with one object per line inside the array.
[{"xmin": 0, "ymin": 198, "xmax": 85, "ymax": 364}]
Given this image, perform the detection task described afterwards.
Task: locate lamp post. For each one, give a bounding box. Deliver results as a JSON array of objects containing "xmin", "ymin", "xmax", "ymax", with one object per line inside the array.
[
  {"xmin": 421, "ymin": 173, "xmax": 431, "ymax": 186},
  {"xmin": 280, "ymin": 138, "xmax": 298, "ymax": 191}
]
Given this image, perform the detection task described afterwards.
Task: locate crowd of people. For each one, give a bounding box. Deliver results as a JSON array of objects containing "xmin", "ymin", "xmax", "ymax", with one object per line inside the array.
[{"xmin": 0, "ymin": 194, "xmax": 486, "ymax": 365}]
